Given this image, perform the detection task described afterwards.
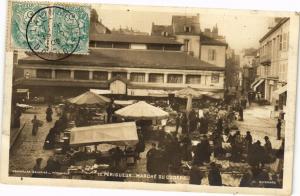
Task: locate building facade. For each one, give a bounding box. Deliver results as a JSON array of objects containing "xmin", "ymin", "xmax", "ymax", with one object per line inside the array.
[
  {"xmin": 252, "ymin": 18, "xmax": 289, "ymax": 109},
  {"xmin": 151, "ymin": 14, "xmax": 228, "ymax": 68},
  {"xmin": 15, "ymin": 11, "xmax": 226, "ymax": 102},
  {"xmin": 240, "ymin": 48, "xmax": 258, "ymax": 93}
]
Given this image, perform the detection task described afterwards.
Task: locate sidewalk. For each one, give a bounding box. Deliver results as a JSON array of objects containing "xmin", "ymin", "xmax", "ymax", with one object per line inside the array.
[
  {"xmin": 235, "ymin": 104, "xmax": 283, "ymax": 149},
  {"xmin": 10, "ymin": 123, "xmax": 26, "ymax": 149}
]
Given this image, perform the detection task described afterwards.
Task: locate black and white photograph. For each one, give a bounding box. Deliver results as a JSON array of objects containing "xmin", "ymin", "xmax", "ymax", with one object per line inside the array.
[{"xmin": 1, "ymin": 1, "xmax": 299, "ymax": 195}]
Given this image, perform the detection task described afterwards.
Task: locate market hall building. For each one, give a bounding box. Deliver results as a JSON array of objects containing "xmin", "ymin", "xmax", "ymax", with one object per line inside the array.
[{"xmin": 14, "ymin": 11, "xmax": 228, "ymax": 103}]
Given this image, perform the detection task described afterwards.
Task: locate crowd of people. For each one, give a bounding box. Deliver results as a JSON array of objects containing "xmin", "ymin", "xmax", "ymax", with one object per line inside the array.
[
  {"xmin": 25, "ymin": 94, "xmax": 285, "ymax": 187},
  {"xmin": 144, "ymin": 97, "xmax": 285, "ymax": 187}
]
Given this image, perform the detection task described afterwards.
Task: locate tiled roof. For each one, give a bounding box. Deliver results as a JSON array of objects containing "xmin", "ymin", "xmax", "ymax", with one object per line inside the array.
[
  {"xmin": 19, "ymin": 49, "xmax": 225, "ymax": 71},
  {"xmin": 151, "ymin": 24, "xmax": 174, "ymax": 36},
  {"xmin": 89, "ymin": 33, "xmax": 181, "ymax": 45},
  {"xmin": 200, "ymin": 34, "xmax": 228, "ymax": 47}
]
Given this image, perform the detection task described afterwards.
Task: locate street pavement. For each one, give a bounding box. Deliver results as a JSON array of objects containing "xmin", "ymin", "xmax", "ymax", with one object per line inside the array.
[
  {"xmin": 9, "ymin": 105, "xmax": 57, "ymax": 177},
  {"xmin": 235, "ymin": 103, "xmax": 284, "ymax": 149}
]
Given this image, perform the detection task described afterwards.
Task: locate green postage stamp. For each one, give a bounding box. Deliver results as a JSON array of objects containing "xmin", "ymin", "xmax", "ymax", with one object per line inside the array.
[{"xmin": 10, "ymin": 1, "xmax": 90, "ymax": 55}]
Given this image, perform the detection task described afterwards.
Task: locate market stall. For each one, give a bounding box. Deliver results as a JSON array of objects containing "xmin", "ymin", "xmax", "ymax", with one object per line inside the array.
[
  {"xmin": 58, "ymin": 122, "xmax": 139, "ymax": 179},
  {"xmin": 67, "ymin": 91, "xmax": 111, "ymax": 126},
  {"xmin": 68, "ymin": 91, "xmax": 110, "ymax": 105},
  {"xmin": 114, "ymin": 101, "xmax": 169, "ymax": 139},
  {"xmin": 114, "ymin": 101, "xmax": 169, "ymax": 120},
  {"xmin": 69, "ymin": 122, "xmax": 139, "ymax": 146}
]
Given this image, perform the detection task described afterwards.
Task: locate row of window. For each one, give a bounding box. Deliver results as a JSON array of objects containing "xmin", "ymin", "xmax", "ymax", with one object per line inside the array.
[
  {"xmin": 35, "ymin": 69, "xmax": 220, "ymax": 84},
  {"xmin": 183, "ymin": 39, "xmax": 217, "ymax": 61},
  {"xmin": 89, "ymin": 41, "xmax": 181, "ymax": 51},
  {"xmin": 260, "ymin": 32, "xmax": 289, "ymax": 57}
]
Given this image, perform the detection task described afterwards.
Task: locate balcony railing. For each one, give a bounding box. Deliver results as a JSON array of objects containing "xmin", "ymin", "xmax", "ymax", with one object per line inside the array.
[{"xmin": 260, "ymin": 55, "xmax": 271, "ymax": 66}]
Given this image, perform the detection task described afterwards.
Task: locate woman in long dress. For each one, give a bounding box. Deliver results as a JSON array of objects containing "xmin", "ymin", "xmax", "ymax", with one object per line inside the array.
[
  {"xmin": 32, "ymin": 115, "xmax": 39, "ymax": 136},
  {"xmin": 46, "ymin": 105, "xmax": 53, "ymax": 122}
]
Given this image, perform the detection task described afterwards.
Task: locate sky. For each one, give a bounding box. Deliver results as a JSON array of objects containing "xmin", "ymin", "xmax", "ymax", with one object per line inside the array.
[{"xmin": 93, "ymin": 5, "xmax": 275, "ymax": 53}]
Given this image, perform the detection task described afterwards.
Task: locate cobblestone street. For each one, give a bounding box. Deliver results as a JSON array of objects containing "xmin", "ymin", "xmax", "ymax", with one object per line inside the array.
[
  {"xmin": 236, "ymin": 104, "xmax": 284, "ymax": 149},
  {"xmin": 9, "ymin": 105, "xmax": 58, "ymax": 177}
]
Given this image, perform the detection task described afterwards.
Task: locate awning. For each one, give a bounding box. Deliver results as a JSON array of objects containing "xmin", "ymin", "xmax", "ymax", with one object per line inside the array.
[
  {"xmin": 16, "ymin": 103, "xmax": 33, "ymax": 109},
  {"xmin": 250, "ymin": 79, "xmax": 260, "ymax": 89},
  {"xmin": 272, "ymin": 85, "xmax": 287, "ymax": 97},
  {"xmin": 252, "ymin": 79, "xmax": 265, "ymax": 91},
  {"xmin": 90, "ymin": 89, "xmax": 111, "ymax": 94},
  {"xmin": 69, "ymin": 122, "xmax": 138, "ymax": 146},
  {"xmin": 127, "ymin": 89, "xmax": 169, "ymax": 97},
  {"xmin": 16, "ymin": 89, "xmax": 29, "ymax": 93}
]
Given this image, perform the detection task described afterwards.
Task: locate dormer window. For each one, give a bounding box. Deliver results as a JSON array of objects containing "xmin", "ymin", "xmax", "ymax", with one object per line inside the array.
[
  {"xmin": 184, "ymin": 26, "xmax": 192, "ymax": 33},
  {"xmin": 161, "ymin": 31, "xmax": 168, "ymax": 36}
]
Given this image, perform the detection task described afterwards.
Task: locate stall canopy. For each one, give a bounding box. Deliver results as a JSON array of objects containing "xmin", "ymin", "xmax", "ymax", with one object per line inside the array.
[
  {"xmin": 175, "ymin": 87, "xmax": 203, "ymax": 112},
  {"xmin": 69, "ymin": 122, "xmax": 138, "ymax": 146},
  {"xmin": 68, "ymin": 91, "xmax": 110, "ymax": 105},
  {"xmin": 114, "ymin": 101, "xmax": 169, "ymax": 120},
  {"xmin": 175, "ymin": 86, "xmax": 203, "ymax": 98}
]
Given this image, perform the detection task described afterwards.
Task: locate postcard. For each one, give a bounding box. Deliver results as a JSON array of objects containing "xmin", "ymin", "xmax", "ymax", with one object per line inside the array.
[{"xmin": 1, "ymin": 1, "xmax": 299, "ymax": 195}]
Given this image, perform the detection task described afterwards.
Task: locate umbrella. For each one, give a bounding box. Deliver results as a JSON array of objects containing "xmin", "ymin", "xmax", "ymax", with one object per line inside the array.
[
  {"xmin": 114, "ymin": 101, "xmax": 169, "ymax": 120},
  {"xmin": 175, "ymin": 86, "xmax": 204, "ymax": 113},
  {"xmin": 68, "ymin": 91, "xmax": 110, "ymax": 105},
  {"xmin": 175, "ymin": 86, "xmax": 203, "ymax": 98}
]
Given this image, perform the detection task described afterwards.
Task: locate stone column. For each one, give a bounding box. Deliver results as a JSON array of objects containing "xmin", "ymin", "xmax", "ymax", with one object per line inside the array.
[
  {"xmin": 89, "ymin": 71, "xmax": 93, "ymax": 80},
  {"xmin": 164, "ymin": 73, "xmax": 168, "ymax": 83},
  {"xmin": 206, "ymin": 75, "xmax": 211, "ymax": 85},
  {"xmin": 51, "ymin": 69, "xmax": 55, "ymax": 79},
  {"xmin": 145, "ymin": 73, "xmax": 149, "ymax": 83},
  {"xmin": 183, "ymin": 74, "xmax": 186, "ymax": 84},
  {"xmin": 70, "ymin": 70, "xmax": 74, "ymax": 79},
  {"xmin": 108, "ymin": 72, "xmax": 112, "ymax": 80},
  {"xmin": 201, "ymin": 73, "xmax": 206, "ymax": 85},
  {"xmin": 127, "ymin": 72, "xmax": 131, "ymax": 80}
]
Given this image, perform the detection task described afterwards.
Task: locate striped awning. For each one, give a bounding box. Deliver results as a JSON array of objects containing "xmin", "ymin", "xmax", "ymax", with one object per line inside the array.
[{"xmin": 252, "ymin": 79, "xmax": 265, "ymax": 91}]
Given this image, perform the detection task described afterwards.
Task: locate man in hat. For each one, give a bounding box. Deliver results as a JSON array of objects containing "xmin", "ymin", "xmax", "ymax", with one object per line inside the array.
[
  {"xmin": 264, "ymin": 136, "xmax": 273, "ymax": 163},
  {"xmin": 276, "ymin": 118, "xmax": 282, "ymax": 140},
  {"xmin": 244, "ymin": 131, "xmax": 253, "ymax": 153}
]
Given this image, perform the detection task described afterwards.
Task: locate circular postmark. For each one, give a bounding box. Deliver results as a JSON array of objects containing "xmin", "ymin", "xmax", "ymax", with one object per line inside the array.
[{"xmin": 25, "ymin": 6, "xmax": 81, "ymax": 61}]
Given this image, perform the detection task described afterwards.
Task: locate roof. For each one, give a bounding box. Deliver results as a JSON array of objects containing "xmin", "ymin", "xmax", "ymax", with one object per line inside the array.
[
  {"xmin": 90, "ymin": 9, "xmax": 111, "ymax": 34},
  {"xmin": 151, "ymin": 24, "xmax": 174, "ymax": 36},
  {"xmin": 19, "ymin": 49, "xmax": 225, "ymax": 71},
  {"xmin": 89, "ymin": 33, "xmax": 182, "ymax": 45},
  {"xmin": 171, "ymin": 15, "xmax": 201, "ymax": 35},
  {"xmin": 259, "ymin": 17, "xmax": 289, "ymax": 43},
  {"xmin": 200, "ymin": 34, "xmax": 228, "ymax": 47}
]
